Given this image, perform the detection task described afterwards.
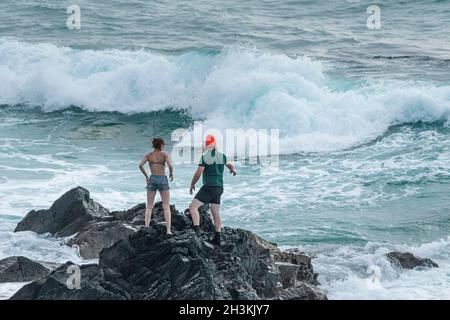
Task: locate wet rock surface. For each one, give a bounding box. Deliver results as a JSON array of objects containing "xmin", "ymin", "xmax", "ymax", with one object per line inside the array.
[
  {"xmin": 14, "ymin": 187, "xmax": 109, "ymax": 237},
  {"xmin": 386, "ymin": 251, "xmax": 439, "ymax": 270},
  {"xmin": 0, "ymin": 256, "xmax": 60, "ymax": 283},
  {"xmin": 11, "ymin": 187, "xmax": 326, "ymax": 300}
]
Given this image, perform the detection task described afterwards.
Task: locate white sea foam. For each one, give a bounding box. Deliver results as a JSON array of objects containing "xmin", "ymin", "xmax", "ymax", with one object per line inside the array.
[
  {"xmin": 1, "ymin": 39, "xmax": 449, "ymax": 300},
  {"xmin": 0, "ymin": 228, "xmax": 82, "ymax": 263},
  {"xmin": 0, "ymin": 223, "xmax": 88, "ymax": 300},
  {"xmin": 1, "ymin": 39, "xmax": 449, "ymax": 153},
  {"xmin": 307, "ymin": 237, "xmax": 450, "ymax": 300},
  {"xmin": 0, "ymin": 282, "xmax": 28, "ymax": 300}
]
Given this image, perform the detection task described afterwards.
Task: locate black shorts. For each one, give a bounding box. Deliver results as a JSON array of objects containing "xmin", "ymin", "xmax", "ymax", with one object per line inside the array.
[{"xmin": 194, "ymin": 186, "xmax": 224, "ymax": 204}]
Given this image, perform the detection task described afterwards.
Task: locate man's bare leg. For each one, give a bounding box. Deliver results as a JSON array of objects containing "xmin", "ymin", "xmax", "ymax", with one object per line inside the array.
[
  {"xmin": 210, "ymin": 204, "xmax": 222, "ymax": 232},
  {"xmin": 211, "ymin": 204, "xmax": 222, "ymax": 245},
  {"xmin": 145, "ymin": 191, "xmax": 156, "ymax": 227},
  {"xmin": 189, "ymin": 199, "xmax": 203, "ymax": 227}
]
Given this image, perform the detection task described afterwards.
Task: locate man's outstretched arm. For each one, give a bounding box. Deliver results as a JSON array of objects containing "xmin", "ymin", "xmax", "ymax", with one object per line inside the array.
[
  {"xmin": 226, "ymin": 161, "xmax": 237, "ymax": 176},
  {"xmin": 190, "ymin": 166, "xmax": 204, "ymax": 195}
]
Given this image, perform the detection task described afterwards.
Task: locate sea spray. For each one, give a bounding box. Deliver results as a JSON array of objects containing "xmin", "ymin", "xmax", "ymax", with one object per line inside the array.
[{"xmin": 1, "ymin": 39, "xmax": 450, "ymax": 153}]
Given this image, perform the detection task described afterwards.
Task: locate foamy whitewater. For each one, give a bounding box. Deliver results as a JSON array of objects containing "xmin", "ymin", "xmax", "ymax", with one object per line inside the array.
[
  {"xmin": 0, "ymin": 0, "xmax": 449, "ymax": 299},
  {"xmin": 1, "ymin": 40, "xmax": 450, "ymax": 152}
]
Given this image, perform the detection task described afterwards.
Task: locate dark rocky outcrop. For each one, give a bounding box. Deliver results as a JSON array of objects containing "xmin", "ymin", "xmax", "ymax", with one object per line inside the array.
[
  {"xmin": 10, "ymin": 263, "xmax": 130, "ymax": 300},
  {"xmin": 68, "ymin": 202, "xmax": 186, "ymax": 259},
  {"xmin": 386, "ymin": 251, "xmax": 439, "ymax": 270},
  {"xmin": 11, "ymin": 190, "xmax": 326, "ymax": 300},
  {"xmin": 11, "ymin": 187, "xmax": 325, "ymax": 300},
  {"xmin": 0, "ymin": 256, "xmax": 60, "ymax": 283},
  {"xmin": 14, "ymin": 187, "xmax": 186, "ymax": 259},
  {"xmin": 67, "ymin": 221, "xmax": 137, "ymax": 259},
  {"xmin": 276, "ymin": 262, "xmax": 300, "ymax": 288},
  {"xmin": 275, "ymin": 248, "xmax": 319, "ymax": 285},
  {"xmin": 109, "ymin": 203, "xmax": 146, "ymax": 226},
  {"xmin": 14, "ymin": 187, "xmax": 109, "ymax": 237},
  {"xmin": 275, "ymin": 284, "xmax": 327, "ymax": 300}
]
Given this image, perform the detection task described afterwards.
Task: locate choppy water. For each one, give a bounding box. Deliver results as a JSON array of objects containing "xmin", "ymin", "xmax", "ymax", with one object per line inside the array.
[{"xmin": 0, "ymin": 0, "xmax": 449, "ymax": 299}]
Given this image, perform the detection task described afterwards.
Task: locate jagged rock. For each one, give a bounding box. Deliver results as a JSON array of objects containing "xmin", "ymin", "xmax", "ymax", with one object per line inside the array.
[
  {"xmin": 11, "ymin": 188, "xmax": 326, "ymax": 300},
  {"xmin": 13, "ymin": 221, "xmax": 326, "ymax": 299},
  {"xmin": 276, "ymin": 262, "xmax": 299, "ymax": 288},
  {"xmin": 276, "ymin": 284, "xmax": 327, "ymax": 300},
  {"xmin": 110, "ymin": 203, "xmax": 146, "ymax": 225},
  {"xmin": 13, "ymin": 188, "xmax": 189, "ymax": 259},
  {"xmin": 10, "ymin": 263, "xmax": 130, "ymax": 300},
  {"xmin": 14, "ymin": 187, "xmax": 109, "ymax": 237},
  {"xmin": 110, "ymin": 201, "xmax": 213, "ymax": 235},
  {"xmin": 111, "ymin": 202, "xmax": 182, "ymax": 227},
  {"xmin": 275, "ymin": 248, "xmax": 319, "ymax": 285},
  {"xmin": 386, "ymin": 252, "xmax": 439, "ymax": 269},
  {"xmin": 68, "ymin": 221, "xmax": 137, "ymax": 259},
  {"xmin": 184, "ymin": 204, "xmax": 216, "ymax": 233},
  {"xmin": 149, "ymin": 202, "xmax": 194, "ymax": 231},
  {"xmin": 0, "ymin": 256, "xmax": 60, "ymax": 283},
  {"xmin": 69, "ymin": 202, "xmax": 192, "ymax": 259}
]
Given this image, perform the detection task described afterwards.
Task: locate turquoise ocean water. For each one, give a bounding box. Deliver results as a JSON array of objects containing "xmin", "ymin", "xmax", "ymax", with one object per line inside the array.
[{"xmin": 0, "ymin": 0, "xmax": 449, "ymax": 299}]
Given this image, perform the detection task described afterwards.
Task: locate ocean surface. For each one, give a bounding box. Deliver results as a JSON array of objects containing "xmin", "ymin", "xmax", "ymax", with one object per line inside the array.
[{"xmin": 1, "ymin": 0, "xmax": 450, "ymax": 299}]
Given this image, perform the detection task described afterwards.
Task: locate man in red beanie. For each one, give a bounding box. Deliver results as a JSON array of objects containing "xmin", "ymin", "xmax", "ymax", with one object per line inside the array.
[{"xmin": 188, "ymin": 134, "xmax": 236, "ymax": 245}]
